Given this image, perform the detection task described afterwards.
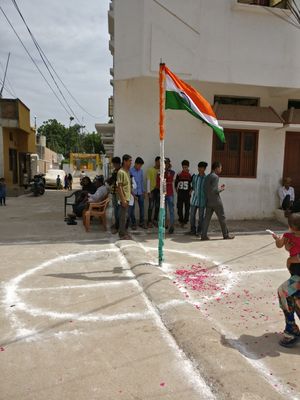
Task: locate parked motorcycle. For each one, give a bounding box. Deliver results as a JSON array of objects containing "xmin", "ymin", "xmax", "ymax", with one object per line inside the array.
[{"xmin": 30, "ymin": 174, "xmax": 45, "ymax": 196}]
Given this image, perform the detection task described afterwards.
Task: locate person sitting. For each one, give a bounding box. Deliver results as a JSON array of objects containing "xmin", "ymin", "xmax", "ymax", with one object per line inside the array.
[
  {"xmin": 278, "ymin": 177, "xmax": 295, "ymax": 211},
  {"xmin": 71, "ymin": 177, "xmax": 99, "ymax": 217}
]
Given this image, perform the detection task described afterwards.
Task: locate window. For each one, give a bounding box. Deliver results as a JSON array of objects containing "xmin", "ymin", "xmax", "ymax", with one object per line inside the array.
[
  {"xmin": 237, "ymin": 0, "xmax": 288, "ymax": 8},
  {"xmin": 214, "ymin": 95, "xmax": 259, "ymax": 107},
  {"xmin": 288, "ymin": 100, "xmax": 300, "ymax": 109},
  {"xmin": 212, "ymin": 130, "xmax": 258, "ymax": 178}
]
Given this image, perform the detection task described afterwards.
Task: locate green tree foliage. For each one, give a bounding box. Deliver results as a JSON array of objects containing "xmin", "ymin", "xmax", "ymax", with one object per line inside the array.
[
  {"xmin": 37, "ymin": 119, "xmax": 67, "ymax": 155},
  {"xmin": 37, "ymin": 120, "xmax": 105, "ymax": 157}
]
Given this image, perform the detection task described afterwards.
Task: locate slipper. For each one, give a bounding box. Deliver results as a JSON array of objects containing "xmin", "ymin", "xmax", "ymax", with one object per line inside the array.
[{"xmin": 67, "ymin": 220, "xmax": 77, "ymax": 225}]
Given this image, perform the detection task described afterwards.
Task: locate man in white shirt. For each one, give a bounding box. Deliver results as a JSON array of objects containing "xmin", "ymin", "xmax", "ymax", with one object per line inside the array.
[
  {"xmin": 88, "ymin": 176, "xmax": 108, "ymax": 203},
  {"xmin": 278, "ymin": 177, "xmax": 295, "ymax": 210}
]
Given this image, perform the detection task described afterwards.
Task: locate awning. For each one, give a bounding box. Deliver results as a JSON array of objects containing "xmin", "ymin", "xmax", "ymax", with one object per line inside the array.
[
  {"xmin": 214, "ymin": 104, "xmax": 284, "ymax": 129},
  {"xmin": 95, "ymin": 123, "xmax": 115, "ymax": 133},
  {"xmin": 282, "ymin": 108, "xmax": 300, "ymax": 131}
]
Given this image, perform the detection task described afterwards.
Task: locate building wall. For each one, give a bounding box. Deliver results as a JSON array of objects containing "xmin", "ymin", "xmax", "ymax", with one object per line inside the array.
[
  {"xmin": 114, "ymin": 76, "xmax": 291, "ymax": 219},
  {"xmin": 114, "ymin": 0, "xmax": 300, "ymax": 89}
]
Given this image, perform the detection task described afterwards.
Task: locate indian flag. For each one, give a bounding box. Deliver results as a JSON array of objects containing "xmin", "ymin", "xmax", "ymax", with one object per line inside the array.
[{"xmin": 164, "ymin": 65, "xmax": 225, "ymax": 143}]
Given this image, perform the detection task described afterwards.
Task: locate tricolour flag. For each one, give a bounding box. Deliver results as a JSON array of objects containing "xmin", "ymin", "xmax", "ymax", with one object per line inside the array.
[{"xmin": 164, "ymin": 65, "xmax": 225, "ymax": 143}]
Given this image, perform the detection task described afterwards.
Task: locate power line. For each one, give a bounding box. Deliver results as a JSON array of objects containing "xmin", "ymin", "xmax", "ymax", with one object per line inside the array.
[
  {"xmin": 0, "ymin": 4, "xmax": 78, "ymax": 119},
  {"xmin": 10, "ymin": 0, "xmax": 82, "ymax": 125},
  {"xmin": 0, "ymin": 77, "xmax": 15, "ymax": 97},
  {"xmin": 11, "ymin": 0, "xmax": 101, "ymax": 121},
  {"xmin": 0, "ymin": 58, "xmax": 17, "ymax": 97}
]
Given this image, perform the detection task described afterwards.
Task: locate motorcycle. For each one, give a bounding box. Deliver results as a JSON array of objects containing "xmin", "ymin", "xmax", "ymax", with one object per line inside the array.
[{"xmin": 30, "ymin": 174, "xmax": 45, "ymax": 196}]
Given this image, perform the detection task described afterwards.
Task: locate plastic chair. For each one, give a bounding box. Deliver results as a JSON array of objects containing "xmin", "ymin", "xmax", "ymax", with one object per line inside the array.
[{"xmin": 83, "ymin": 197, "xmax": 110, "ymax": 232}]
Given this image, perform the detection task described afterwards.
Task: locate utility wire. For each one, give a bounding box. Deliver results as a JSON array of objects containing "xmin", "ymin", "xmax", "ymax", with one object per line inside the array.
[
  {"xmin": 0, "ymin": 59, "xmax": 17, "ymax": 97},
  {"xmin": 11, "ymin": 0, "xmax": 101, "ymax": 120},
  {"xmin": 0, "ymin": 5, "xmax": 77, "ymax": 119},
  {"xmin": 10, "ymin": 0, "xmax": 82, "ymax": 125},
  {"xmin": 0, "ymin": 78, "xmax": 15, "ymax": 97}
]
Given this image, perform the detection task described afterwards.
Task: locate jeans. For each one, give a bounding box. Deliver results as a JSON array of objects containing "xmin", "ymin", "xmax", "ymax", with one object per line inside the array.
[
  {"xmin": 190, "ymin": 205, "xmax": 205, "ymax": 234},
  {"xmin": 148, "ymin": 188, "xmax": 160, "ymax": 223},
  {"xmin": 119, "ymin": 203, "xmax": 129, "ymax": 237},
  {"xmin": 165, "ymin": 195, "xmax": 174, "ymax": 227},
  {"xmin": 112, "ymin": 193, "xmax": 120, "ymax": 229},
  {"xmin": 177, "ymin": 191, "xmax": 190, "ymax": 223},
  {"xmin": 129, "ymin": 194, "xmax": 145, "ymax": 225}
]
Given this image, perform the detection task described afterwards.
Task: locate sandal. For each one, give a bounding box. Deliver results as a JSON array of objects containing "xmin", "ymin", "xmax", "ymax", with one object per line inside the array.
[{"xmin": 279, "ymin": 332, "xmax": 299, "ymax": 348}]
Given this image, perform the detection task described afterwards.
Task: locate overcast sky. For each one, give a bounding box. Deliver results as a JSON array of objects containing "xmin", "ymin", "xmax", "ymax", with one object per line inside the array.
[{"xmin": 0, "ymin": 0, "xmax": 112, "ymax": 132}]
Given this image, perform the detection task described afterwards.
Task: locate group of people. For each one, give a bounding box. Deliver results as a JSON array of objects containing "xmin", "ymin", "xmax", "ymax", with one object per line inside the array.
[
  {"xmin": 56, "ymin": 173, "xmax": 73, "ymax": 191},
  {"xmin": 107, "ymin": 154, "xmax": 234, "ymax": 241},
  {"xmin": 69, "ymin": 175, "xmax": 109, "ymax": 224}
]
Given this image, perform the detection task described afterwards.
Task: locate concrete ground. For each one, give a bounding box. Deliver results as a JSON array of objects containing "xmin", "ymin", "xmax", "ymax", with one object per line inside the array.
[{"xmin": 0, "ymin": 188, "xmax": 299, "ymax": 400}]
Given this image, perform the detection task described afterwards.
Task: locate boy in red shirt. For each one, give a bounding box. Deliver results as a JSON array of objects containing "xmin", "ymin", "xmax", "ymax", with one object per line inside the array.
[
  {"xmin": 175, "ymin": 160, "xmax": 192, "ymax": 227},
  {"xmin": 156, "ymin": 158, "xmax": 175, "ymax": 234}
]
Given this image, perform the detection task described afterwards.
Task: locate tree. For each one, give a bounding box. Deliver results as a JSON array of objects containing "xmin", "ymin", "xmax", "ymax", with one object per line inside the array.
[
  {"xmin": 37, "ymin": 119, "xmax": 67, "ymax": 155},
  {"xmin": 37, "ymin": 120, "xmax": 105, "ymax": 157},
  {"xmin": 81, "ymin": 131, "xmax": 105, "ymax": 154}
]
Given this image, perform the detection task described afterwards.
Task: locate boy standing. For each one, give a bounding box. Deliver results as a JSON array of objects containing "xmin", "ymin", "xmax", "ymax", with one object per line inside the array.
[
  {"xmin": 117, "ymin": 154, "xmax": 132, "ymax": 240},
  {"xmin": 157, "ymin": 158, "xmax": 175, "ymax": 234},
  {"xmin": 56, "ymin": 175, "xmax": 61, "ymax": 190},
  {"xmin": 106, "ymin": 156, "xmax": 121, "ymax": 233},
  {"xmin": 0, "ymin": 177, "xmax": 7, "ymax": 206},
  {"xmin": 175, "ymin": 160, "xmax": 192, "ymax": 227},
  {"xmin": 129, "ymin": 157, "xmax": 146, "ymax": 228},
  {"xmin": 189, "ymin": 161, "xmax": 208, "ymax": 236},
  {"xmin": 146, "ymin": 156, "xmax": 160, "ymax": 227}
]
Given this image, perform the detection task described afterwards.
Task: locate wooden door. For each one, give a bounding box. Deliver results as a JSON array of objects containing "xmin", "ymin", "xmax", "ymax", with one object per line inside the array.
[{"xmin": 283, "ymin": 132, "xmax": 300, "ymax": 199}]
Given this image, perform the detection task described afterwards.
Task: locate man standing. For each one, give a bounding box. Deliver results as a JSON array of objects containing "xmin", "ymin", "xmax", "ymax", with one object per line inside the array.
[
  {"xmin": 117, "ymin": 154, "xmax": 132, "ymax": 240},
  {"xmin": 201, "ymin": 161, "xmax": 234, "ymax": 240},
  {"xmin": 189, "ymin": 161, "xmax": 208, "ymax": 236},
  {"xmin": 146, "ymin": 156, "xmax": 160, "ymax": 227},
  {"xmin": 130, "ymin": 157, "xmax": 146, "ymax": 229},
  {"xmin": 106, "ymin": 156, "xmax": 121, "ymax": 233}
]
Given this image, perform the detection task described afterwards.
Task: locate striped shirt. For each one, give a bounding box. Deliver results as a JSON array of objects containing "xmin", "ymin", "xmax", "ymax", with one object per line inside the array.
[{"xmin": 190, "ymin": 174, "xmax": 206, "ymax": 207}]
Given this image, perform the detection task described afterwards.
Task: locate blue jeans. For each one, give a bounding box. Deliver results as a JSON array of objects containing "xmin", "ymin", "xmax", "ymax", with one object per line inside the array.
[
  {"xmin": 129, "ymin": 194, "xmax": 145, "ymax": 225},
  {"xmin": 190, "ymin": 206, "xmax": 205, "ymax": 234},
  {"xmin": 165, "ymin": 195, "xmax": 174, "ymax": 227}
]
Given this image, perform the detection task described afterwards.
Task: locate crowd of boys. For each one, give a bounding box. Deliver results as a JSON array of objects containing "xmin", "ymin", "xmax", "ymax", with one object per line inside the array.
[{"xmin": 107, "ymin": 154, "xmax": 234, "ymax": 241}]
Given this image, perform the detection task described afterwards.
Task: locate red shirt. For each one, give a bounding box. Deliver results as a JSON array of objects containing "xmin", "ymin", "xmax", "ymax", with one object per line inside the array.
[
  {"xmin": 283, "ymin": 232, "xmax": 300, "ymax": 257},
  {"xmin": 156, "ymin": 169, "xmax": 175, "ymax": 196}
]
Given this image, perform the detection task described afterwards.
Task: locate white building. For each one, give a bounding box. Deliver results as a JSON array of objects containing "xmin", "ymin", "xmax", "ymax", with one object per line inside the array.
[{"xmin": 108, "ymin": 0, "xmax": 300, "ymax": 219}]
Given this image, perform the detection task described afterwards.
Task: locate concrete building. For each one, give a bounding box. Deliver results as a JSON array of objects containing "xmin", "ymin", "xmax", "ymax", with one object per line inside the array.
[
  {"xmin": 108, "ymin": 0, "xmax": 300, "ymax": 219},
  {"xmin": 0, "ymin": 98, "xmax": 36, "ymax": 194}
]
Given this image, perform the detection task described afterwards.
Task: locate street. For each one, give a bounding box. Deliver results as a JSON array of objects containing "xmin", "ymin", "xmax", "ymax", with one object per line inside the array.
[{"xmin": 0, "ymin": 189, "xmax": 299, "ymax": 400}]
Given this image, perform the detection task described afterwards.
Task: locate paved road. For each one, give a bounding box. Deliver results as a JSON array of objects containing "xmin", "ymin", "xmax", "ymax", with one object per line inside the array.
[{"xmin": 0, "ymin": 190, "xmax": 299, "ymax": 400}]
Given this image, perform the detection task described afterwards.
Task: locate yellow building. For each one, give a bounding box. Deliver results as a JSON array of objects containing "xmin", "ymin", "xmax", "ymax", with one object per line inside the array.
[{"xmin": 0, "ymin": 98, "xmax": 36, "ymax": 192}]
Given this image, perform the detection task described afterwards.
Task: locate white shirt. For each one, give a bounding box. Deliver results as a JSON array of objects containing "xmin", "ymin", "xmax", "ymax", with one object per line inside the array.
[
  {"xmin": 278, "ymin": 186, "xmax": 295, "ymax": 206},
  {"xmin": 88, "ymin": 185, "xmax": 108, "ymax": 203}
]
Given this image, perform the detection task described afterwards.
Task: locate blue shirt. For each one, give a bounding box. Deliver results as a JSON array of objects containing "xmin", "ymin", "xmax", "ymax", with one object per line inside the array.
[
  {"xmin": 190, "ymin": 174, "xmax": 206, "ymax": 207},
  {"xmin": 130, "ymin": 166, "xmax": 144, "ymax": 195}
]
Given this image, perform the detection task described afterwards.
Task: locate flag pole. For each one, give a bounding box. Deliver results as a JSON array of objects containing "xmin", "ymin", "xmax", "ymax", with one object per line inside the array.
[{"xmin": 158, "ymin": 63, "xmax": 166, "ymax": 266}]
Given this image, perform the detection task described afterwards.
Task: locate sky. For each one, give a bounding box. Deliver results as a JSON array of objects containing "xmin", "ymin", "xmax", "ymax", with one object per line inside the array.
[{"xmin": 0, "ymin": 0, "xmax": 112, "ymax": 133}]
